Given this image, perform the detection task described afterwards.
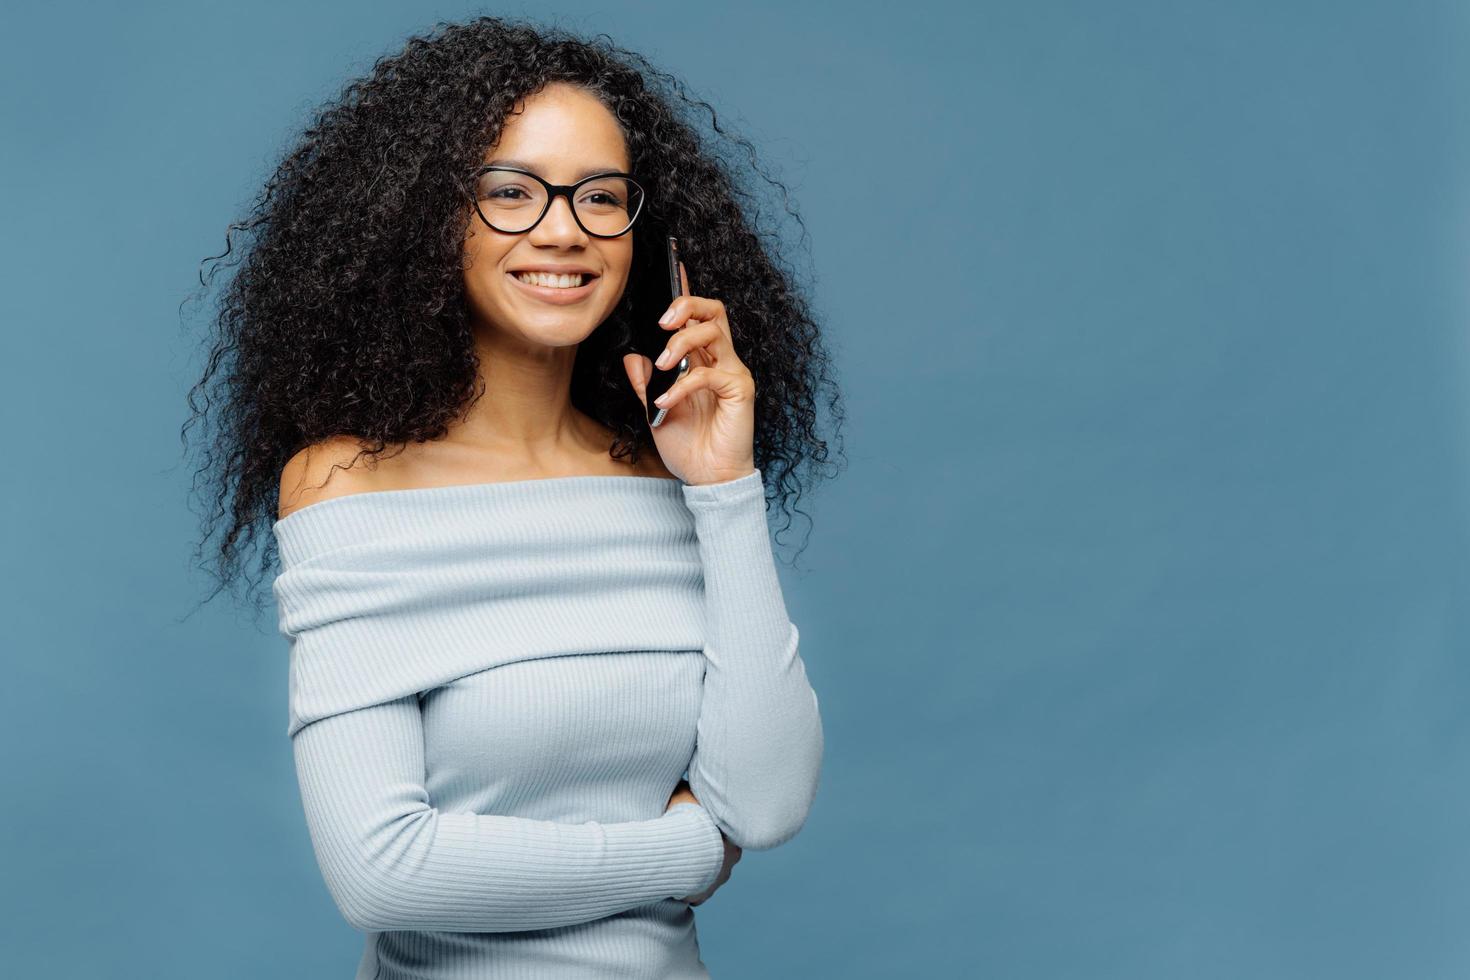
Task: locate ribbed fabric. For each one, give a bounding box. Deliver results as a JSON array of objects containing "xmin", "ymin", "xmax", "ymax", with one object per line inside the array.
[{"xmin": 271, "ymin": 468, "xmax": 823, "ymax": 979}]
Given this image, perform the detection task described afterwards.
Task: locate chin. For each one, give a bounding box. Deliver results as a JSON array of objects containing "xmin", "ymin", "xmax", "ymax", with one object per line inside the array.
[{"xmin": 510, "ymin": 311, "xmax": 608, "ymax": 345}]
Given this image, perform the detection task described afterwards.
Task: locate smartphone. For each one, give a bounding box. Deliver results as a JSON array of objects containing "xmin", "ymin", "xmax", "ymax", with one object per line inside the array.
[{"xmin": 646, "ymin": 236, "xmax": 691, "ymax": 428}]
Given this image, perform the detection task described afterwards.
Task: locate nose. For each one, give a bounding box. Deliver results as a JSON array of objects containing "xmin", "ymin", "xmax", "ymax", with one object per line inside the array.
[{"xmin": 528, "ymin": 192, "xmax": 588, "ymax": 244}]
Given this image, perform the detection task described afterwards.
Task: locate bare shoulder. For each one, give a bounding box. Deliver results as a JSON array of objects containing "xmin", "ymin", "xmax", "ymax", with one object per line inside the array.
[{"xmin": 277, "ymin": 436, "xmax": 387, "ymax": 521}]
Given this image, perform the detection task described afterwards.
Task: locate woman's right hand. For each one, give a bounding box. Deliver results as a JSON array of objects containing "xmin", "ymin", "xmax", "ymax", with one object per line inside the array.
[{"xmin": 666, "ymin": 779, "xmax": 742, "ymax": 905}]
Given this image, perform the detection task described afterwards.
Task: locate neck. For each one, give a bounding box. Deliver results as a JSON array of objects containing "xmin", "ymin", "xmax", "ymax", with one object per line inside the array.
[{"xmin": 448, "ymin": 326, "xmax": 607, "ymax": 460}]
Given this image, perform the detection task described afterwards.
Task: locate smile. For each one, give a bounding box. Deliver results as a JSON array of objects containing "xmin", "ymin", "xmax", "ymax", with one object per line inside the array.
[{"xmin": 507, "ymin": 271, "xmax": 599, "ymax": 305}]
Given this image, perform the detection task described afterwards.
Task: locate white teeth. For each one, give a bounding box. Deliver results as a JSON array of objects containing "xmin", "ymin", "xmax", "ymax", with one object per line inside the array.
[{"xmin": 514, "ymin": 271, "xmax": 587, "ymax": 288}]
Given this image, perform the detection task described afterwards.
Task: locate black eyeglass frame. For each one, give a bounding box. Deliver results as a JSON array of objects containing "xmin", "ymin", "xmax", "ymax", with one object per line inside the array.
[{"xmin": 469, "ymin": 165, "xmax": 648, "ymax": 239}]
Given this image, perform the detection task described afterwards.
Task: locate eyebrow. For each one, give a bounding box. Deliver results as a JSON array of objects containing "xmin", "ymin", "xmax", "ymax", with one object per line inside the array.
[{"xmin": 485, "ymin": 158, "xmax": 627, "ymax": 180}]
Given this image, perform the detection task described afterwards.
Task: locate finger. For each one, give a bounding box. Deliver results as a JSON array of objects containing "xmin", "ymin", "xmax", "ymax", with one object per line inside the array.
[
  {"xmin": 651, "ymin": 364, "xmax": 752, "ymax": 411},
  {"xmin": 622, "ymin": 352, "xmax": 652, "ymax": 405},
  {"xmin": 653, "ymin": 319, "xmax": 721, "ymax": 371},
  {"xmin": 658, "ymin": 294, "xmax": 727, "ymax": 337}
]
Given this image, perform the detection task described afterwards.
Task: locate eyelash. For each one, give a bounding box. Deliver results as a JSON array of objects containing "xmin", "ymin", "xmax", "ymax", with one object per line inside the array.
[{"xmin": 489, "ymin": 188, "xmax": 622, "ymax": 205}]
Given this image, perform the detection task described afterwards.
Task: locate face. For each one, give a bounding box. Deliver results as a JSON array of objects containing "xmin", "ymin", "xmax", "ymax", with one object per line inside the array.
[{"xmin": 462, "ymin": 83, "xmax": 635, "ymax": 349}]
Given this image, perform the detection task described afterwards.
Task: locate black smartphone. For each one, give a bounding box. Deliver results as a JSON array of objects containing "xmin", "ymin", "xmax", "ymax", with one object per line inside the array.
[{"xmin": 645, "ymin": 236, "xmax": 691, "ymax": 427}]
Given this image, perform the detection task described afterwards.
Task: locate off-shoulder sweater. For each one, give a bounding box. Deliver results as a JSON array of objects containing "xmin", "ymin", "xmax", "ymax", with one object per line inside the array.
[{"xmin": 270, "ymin": 468, "xmax": 824, "ymax": 979}]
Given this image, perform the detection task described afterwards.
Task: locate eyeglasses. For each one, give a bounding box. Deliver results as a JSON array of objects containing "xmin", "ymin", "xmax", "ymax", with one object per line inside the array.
[{"xmin": 469, "ymin": 166, "xmax": 647, "ymax": 239}]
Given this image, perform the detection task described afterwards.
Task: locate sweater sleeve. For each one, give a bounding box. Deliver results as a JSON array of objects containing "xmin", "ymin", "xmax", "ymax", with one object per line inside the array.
[
  {"xmin": 680, "ymin": 468, "xmax": 825, "ymax": 851},
  {"xmin": 291, "ymin": 693, "xmax": 727, "ymax": 933}
]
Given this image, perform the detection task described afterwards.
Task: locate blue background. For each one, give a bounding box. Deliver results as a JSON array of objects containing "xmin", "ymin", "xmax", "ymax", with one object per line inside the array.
[{"xmin": 3, "ymin": 1, "xmax": 1467, "ymax": 976}]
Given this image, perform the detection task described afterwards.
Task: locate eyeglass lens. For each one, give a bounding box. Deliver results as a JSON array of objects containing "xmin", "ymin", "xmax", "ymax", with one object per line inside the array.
[{"xmin": 474, "ymin": 169, "xmax": 644, "ymax": 236}]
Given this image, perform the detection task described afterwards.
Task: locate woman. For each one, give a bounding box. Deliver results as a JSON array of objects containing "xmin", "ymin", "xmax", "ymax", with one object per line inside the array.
[{"xmin": 187, "ymin": 16, "xmax": 842, "ymax": 979}]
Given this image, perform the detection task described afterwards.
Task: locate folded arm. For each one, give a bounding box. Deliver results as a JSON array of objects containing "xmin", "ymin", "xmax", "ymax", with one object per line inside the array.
[
  {"xmin": 681, "ymin": 470, "xmax": 825, "ymax": 851},
  {"xmin": 292, "ymin": 694, "xmax": 726, "ymax": 933}
]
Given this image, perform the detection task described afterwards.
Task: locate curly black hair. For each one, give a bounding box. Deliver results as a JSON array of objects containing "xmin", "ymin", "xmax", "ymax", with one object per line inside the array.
[{"xmin": 180, "ymin": 15, "xmax": 847, "ymax": 619}]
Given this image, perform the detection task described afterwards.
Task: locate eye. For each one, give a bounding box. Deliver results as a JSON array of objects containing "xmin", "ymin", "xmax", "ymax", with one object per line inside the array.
[{"xmin": 490, "ymin": 186, "xmax": 531, "ymax": 200}]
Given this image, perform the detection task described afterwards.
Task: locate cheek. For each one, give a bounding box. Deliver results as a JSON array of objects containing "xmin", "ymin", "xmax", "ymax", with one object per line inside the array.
[
  {"xmin": 602, "ymin": 248, "xmax": 634, "ymax": 288},
  {"xmin": 463, "ymin": 239, "xmax": 510, "ymax": 295},
  {"xmin": 600, "ymin": 265, "xmax": 633, "ymax": 307}
]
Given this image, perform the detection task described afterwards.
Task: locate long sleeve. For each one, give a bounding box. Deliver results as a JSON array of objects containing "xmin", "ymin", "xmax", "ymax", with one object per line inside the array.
[
  {"xmin": 291, "ymin": 693, "xmax": 727, "ymax": 934},
  {"xmin": 680, "ymin": 468, "xmax": 825, "ymax": 851}
]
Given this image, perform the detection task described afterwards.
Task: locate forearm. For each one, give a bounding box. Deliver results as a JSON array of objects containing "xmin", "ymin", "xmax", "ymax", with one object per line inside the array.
[
  {"xmin": 292, "ymin": 694, "xmax": 726, "ymax": 933},
  {"xmin": 680, "ymin": 469, "xmax": 825, "ymax": 851}
]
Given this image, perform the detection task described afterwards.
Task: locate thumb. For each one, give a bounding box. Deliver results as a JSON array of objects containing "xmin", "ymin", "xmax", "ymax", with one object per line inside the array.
[{"xmin": 623, "ymin": 352, "xmax": 652, "ymax": 406}]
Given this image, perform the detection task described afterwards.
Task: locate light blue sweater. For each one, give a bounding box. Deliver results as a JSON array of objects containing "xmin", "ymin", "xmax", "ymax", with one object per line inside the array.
[{"xmin": 271, "ymin": 468, "xmax": 823, "ymax": 978}]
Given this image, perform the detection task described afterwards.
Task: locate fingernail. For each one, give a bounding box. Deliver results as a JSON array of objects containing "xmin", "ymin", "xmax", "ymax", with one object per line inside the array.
[
  {"xmin": 654, "ymin": 392, "xmax": 669, "ymax": 406},
  {"xmin": 658, "ymin": 308, "xmax": 674, "ymax": 325},
  {"xmin": 655, "ymin": 349, "xmax": 672, "ymax": 369}
]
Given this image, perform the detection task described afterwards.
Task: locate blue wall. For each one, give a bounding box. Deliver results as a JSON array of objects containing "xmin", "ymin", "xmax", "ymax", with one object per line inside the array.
[{"xmin": 2, "ymin": 1, "xmax": 1466, "ymax": 976}]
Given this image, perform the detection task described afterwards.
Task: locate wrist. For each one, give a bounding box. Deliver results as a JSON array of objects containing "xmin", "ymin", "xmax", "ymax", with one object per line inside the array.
[{"xmin": 684, "ymin": 465, "xmax": 758, "ymax": 488}]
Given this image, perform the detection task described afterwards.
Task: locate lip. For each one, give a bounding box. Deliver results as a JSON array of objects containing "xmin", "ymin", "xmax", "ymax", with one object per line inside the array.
[{"xmin": 506, "ymin": 271, "xmax": 599, "ymax": 305}]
